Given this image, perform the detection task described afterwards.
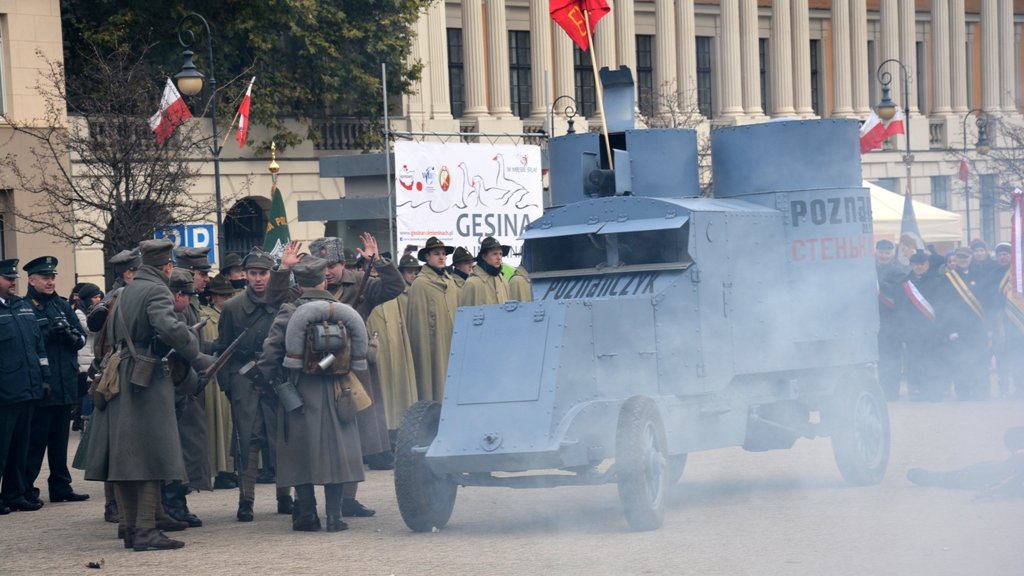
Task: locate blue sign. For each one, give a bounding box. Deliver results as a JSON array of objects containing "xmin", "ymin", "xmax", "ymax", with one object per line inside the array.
[{"xmin": 154, "ymin": 223, "xmax": 217, "ymax": 265}]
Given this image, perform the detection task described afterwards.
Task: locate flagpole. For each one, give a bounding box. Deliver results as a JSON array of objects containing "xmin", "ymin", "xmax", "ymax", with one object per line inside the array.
[
  {"xmin": 583, "ymin": 9, "xmax": 614, "ymax": 170},
  {"xmin": 221, "ymin": 108, "xmax": 242, "ymax": 149}
]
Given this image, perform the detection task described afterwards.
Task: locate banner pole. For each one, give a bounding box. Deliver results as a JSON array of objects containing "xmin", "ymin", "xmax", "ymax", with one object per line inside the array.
[{"xmin": 584, "ymin": 9, "xmax": 613, "ymax": 170}]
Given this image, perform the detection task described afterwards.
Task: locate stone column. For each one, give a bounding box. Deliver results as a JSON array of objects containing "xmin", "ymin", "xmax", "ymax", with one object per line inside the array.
[
  {"xmin": 791, "ymin": 0, "xmax": 814, "ymax": 116},
  {"xmin": 980, "ymin": 0, "xmax": 1000, "ymax": 112},
  {"xmin": 552, "ymin": 20, "xmax": 575, "ymax": 114},
  {"xmin": 831, "ymin": 0, "xmax": 853, "ymax": 117},
  {"xmin": 675, "ymin": 0, "xmax": 698, "ymax": 113},
  {"xmin": 406, "ymin": 10, "xmax": 430, "ymax": 120},
  {"xmin": 589, "ymin": 11, "xmax": 616, "ymax": 123},
  {"xmin": 850, "ymin": 0, "xmax": 870, "ymax": 115},
  {"xmin": 949, "ymin": 0, "xmax": 968, "ymax": 113},
  {"xmin": 931, "ymin": 0, "xmax": 952, "ymax": 115},
  {"xmin": 999, "ymin": 0, "xmax": 1017, "ymax": 113},
  {"xmin": 461, "ymin": 0, "xmax": 488, "ymax": 118},
  {"xmin": 770, "ymin": 0, "xmax": 796, "ymax": 117},
  {"xmin": 615, "ymin": 0, "xmax": 637, "ymax": 79},
  {"xmin": 719, "ymin": 0, "xmax": 744, "ymax": 117},
  {"xmin": 486, "ymin": 0, "xmax": 512, "ymax": 118},
  {"xmin": 898, "ymin": 0, "xmax": 918, "ymax": 113},
  {"xmin": 529, "ymin": 0, "xmax": 552, "ymax": 120},
  {"xmin": 740, "ymin": 0, "xmax": 763, "ymax": 117},
  {"xmin": 655, "ymin": 0, "xmax": 678, "ymax": 115},
  {"xmin": 879, "ymin": 0, "xmax": 900, "ymax": 109},
  {"xmin": 427, "ymin": 0, "xmax": 452, "ymax": 119}
]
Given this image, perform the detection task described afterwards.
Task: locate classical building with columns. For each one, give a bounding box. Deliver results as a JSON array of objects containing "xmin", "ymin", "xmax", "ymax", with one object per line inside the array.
[{"xmin": 386, "ymin": 0, "xmax": 1024, "ymax": 246}]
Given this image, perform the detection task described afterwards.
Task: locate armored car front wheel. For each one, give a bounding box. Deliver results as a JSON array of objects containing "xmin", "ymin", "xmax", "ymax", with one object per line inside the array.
[
  {"xmin": 394, "ymin": 401, "xmax": 458, "ymax": 532},
  {"xmin": 616, "ymin": 396, "xmax": 669, "ymax": 531},
  {"xmin": 828, "ymin": 373, "xmax": 890, "ymax": 486}
]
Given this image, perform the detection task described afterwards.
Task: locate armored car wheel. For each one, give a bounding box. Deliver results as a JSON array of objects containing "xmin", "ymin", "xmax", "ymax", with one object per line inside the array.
[
  {"xmin": 666, "ymin": 454, "xmax": 688, "ymax": 485},
  {"xmin": 394, "ymin": 401, "xmax": 458, "ymax": 532},
  {"xmin": 616, "ymin": 397, "xmax": 669, "ymax": 531},
  {"xmin": 828, "ymin": 374, "xmax": 890, "ymax": 486}
]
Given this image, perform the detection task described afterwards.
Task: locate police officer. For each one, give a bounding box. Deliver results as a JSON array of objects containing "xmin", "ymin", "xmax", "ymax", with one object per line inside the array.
[
  {"xmin": 0, "ymin": 259, "xmax": 49, "ymax": 513},
  {"xmin": 216, "ymin": 248, "xmax": 290, "ymax": 522},
  {"xmin": 258, "ymin": 256, "xmax": 367, "ymax": 532},
  {"xmin": 22, "ymin": 256, "xmax": 89, "ymax": 505},
  {"xmin": 459, "ymin": 236, "xmax": 511, "ymax": 307}
]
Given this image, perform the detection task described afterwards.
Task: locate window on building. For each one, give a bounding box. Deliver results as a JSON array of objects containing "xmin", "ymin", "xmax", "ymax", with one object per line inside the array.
[
  {"xmin": 574, "ymin": 46, "xmax": 597, "ymax": 118},
  {"xmin": 636, "ymin": 35, "xmax": 654, "ymax": 117},
  {"xmin": 759, "ymin": 38, "xmax": 770, "ymax": 114},
  {"xmin": 447, "ymin": 28, "xmax": 465, "ymax": 119},
  {"xmin": 696, "ymin": 36, "xmax": 713, "ymax": 118},
  {"xmin": 0, "ymin": 211, "xmax": 5, "ymax": 259},
  {"xmin": 509, "ymin": 31, "xmax": 532, "ymax": 119},
  {"xmin": 0, "ymin": 26, "xmax": 6, "ymax": 115},
  {"xmin": 931, "ymin": 176, "xmax": 950, "ymax": 210},
  {"xmin": 980, "ymin": 174, "xmax": 997, "ymax": 244},
  {"xmin": 915, "ymin": 41, "xmax": 927, "ymax": 114},
  {"xmin": 224, "ymin": 199, "xmax": 267, "ymax": 256},
  {"xmin": 810, "ymin": 39, "xmax": 821, "ymax": 116}
]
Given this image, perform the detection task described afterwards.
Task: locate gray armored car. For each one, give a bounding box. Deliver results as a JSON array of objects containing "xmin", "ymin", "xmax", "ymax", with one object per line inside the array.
[{"xmin": 394, "ymin": 90, "xmax": 888, "ymax": 532}]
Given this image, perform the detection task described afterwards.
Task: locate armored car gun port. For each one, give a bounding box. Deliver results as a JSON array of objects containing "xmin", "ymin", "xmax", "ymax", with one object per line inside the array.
[{"xmin": 394, "ymin": 69, "xmax": 889, "ymax": 533}]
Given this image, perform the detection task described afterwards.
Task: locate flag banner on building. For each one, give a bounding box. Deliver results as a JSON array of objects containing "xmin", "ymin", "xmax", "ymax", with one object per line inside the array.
[
  {"xmin": 148, "ymin": 78, "xmax": 192, "ymax": 145},
  {"xmin": 958, "ymin": 158, "xmax": 970, "ymax": 183},
  {"xmin": 898, "ymin": 191, "xmax": 924, "ymax": 265},
  {"xmin": 1012, "ymin": 188, "xmax": 1023, "ymax": 294},
  {"xmin": 394, "ymin": 141, "xmax": 544, "ymax": 267},
  {"xmin": 859, "ymin": 109, "xmax": 905, "ymax": 154},
  {"xmin": 263, "ymin": 186, "xmax": 290, "ymax": 259},
  {"xmin": 550, "ymin": 0, "xmax": 610, "ymax": 51},
  {"xmin": 236, "ymin": 76, "xmax": 255, "ymax": 147}
]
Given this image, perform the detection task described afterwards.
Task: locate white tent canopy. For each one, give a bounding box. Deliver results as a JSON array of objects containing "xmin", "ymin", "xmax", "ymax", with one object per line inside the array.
[{"xmin": 866, "ymin": 180, "xmax": 963, "ymax": 243}]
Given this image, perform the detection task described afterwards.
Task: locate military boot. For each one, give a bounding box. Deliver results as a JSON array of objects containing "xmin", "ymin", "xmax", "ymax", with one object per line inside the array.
[
  {"xmin": 132, "ymin": 528, "xmax": 185, "ymax": 551},
  {"xmin": 277, "ymin": 494, "xmax": 293, "ymax": 515},
  {"xmin": 291, "ymin": 491, "xmax": 320, "ymax": 532},
  {"xmin": 118, "ymin": 525, "xmax": 135, "ymax": 549},
  {"xmin": 103, "ymin": 501, "xmax": 119, "ymax": 524},
  {"xmin": 237, "ymin": 498, "xmax": 254, "ymax": 522}
]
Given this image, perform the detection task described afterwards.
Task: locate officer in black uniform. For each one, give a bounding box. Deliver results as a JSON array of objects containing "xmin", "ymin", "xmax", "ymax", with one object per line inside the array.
[
  {"xmin": 22, "ymin": 256, "xmax": 89, "ymax": 505},
  {"xmin": 0, "ymin": 259, "xmax": 50, "ymax": 513}
]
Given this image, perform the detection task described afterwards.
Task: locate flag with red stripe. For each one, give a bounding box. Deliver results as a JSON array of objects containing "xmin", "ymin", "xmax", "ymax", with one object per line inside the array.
[
  {"xmin": 148, "ymin": 78, "xmax": 192, "ymax": 145},
  {"xmin": 236, "ymin": 76, "xmax": 255, "ymax": 148}
]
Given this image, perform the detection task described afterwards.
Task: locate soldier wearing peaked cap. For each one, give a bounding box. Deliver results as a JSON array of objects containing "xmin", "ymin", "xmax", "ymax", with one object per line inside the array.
[
  {"xmin": 407, "ymin": 236, "xmax": 459, "ymax": 403},
  {"xmin": 0, "ymin": 258, "xmax": 51, "ymax": 514},
  {"xmin": 216, "ymin": 246, "xmax": 292, "ymax": 521},
  {"xmin": 84, "ymin": 238, "xmax": 213, "ymax": 551},
  {"xmin": 21, "ymin": 256, "xmax": 90, "ymax": 507},
  {"xmin": 459, "ymin": 236, "xmax": 511, "ymax": 308},
  {"xmin": 309, "ymin": 233, "xmax": 403, "ymax": 510}
]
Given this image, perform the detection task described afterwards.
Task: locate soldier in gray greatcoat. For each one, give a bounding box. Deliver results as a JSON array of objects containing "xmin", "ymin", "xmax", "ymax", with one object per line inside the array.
[
  {"xmin": 84, "ymin": 239, "xmax": 213, "ymax": 551},
  {"xmin": 310, "ymin": 234, "xmax": 403, "ymax": 516},
  {"xmin": 258, "ymin": 256, "xmax": 366, "ymax": 532},
  {"xmin": 216, "ymin": 249, "xmax": 291, "ymax": 522}
]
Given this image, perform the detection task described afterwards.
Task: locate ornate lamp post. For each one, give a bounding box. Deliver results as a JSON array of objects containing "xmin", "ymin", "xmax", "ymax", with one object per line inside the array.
[
  {"xmin": 960, "ymin": 109, "xmax": 991, "ymax": 242},
  {"xmin": 550, "ymin": 95, "xmax": 579, "ymax": 135},
  {"xmin": 875, "ymin": 59, "xmax": 913, "ymax": 198},
  {"xmin": 175, "ymin": 12, "xmax": 224, "ymax": 265}
]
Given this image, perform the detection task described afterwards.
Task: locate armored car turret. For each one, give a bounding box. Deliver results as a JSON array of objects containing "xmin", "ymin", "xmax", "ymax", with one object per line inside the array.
[{"xmin": 394, "ymin": 73, "xmax": 888, "ymax": 532}]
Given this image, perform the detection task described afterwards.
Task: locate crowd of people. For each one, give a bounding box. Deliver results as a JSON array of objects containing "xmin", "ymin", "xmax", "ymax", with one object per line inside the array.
[
  {"xmin": 876, "ymin": 238, "xmax": 1023, "ymax": 401},
  {"xmin": 0, "ymin": 232, "xmax": 530, "ymax": 551}
]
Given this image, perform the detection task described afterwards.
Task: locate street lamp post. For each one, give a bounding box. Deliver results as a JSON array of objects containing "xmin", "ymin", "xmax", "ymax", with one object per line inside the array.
[
  {"xmin": 875, "ymin": 59, "xmax": 913, "ymax": 202},
  {"xmin": 175, "ymin": 12, "xmax": 224, "ymax": 266},
  {"xmin": 960, "ymin": 109, "xmax": 991, "ymax": 243}
]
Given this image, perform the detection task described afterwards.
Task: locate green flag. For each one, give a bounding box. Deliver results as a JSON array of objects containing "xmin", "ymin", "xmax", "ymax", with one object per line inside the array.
[{"xmin": 263, "ymin": 186, "xmax": 290, "ymax": 257}]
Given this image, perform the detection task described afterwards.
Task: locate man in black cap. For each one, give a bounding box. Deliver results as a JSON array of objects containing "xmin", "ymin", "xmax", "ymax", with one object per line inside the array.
[
  {"xmin": 460, "ymin": 237, "xmax": 511, "ymax": 307},
  {"xmin": 216, "ymin": 247, "xmax": 291, "ymax": 522},
  {"xmin": 894, "ymin": 252, "xmax": 943, "ymax": 401},
  {"xmin": 175, "ymin": 246, "xmax": 213, "ymax": 305},
  {"xmin": 935, "ymin": 247, "xmax": 991, "ymax": 400},
  {"xmin": 875, "ymin": 239, "xmax": 908, "ymax": 400},
  {"xmin": 107, "ymin": 249, "xmax": 141, "ymax": 292},
  {"xmin": 221, "ymin": 252, "xmax": 247, "ymax": 293},
  {"xmin": 449, "ymin": 247, "xmax": 473, "ymax": 288},
  {"xmin": 0, "ymin": 259, "xmax": 50, "ymax": 513},
  {"xmin": 22, "ymin": 256, "xmax": 89, "ymax": 506},
  {"xmin": 84, "ymin": 238, "xmax": 212, "ymax": 551}
]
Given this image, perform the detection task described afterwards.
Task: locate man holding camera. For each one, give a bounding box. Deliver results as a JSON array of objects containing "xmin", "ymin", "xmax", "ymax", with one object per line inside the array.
[{"xmin": 22, "ymin": 256, "xmax": 89, "ymax": 506}]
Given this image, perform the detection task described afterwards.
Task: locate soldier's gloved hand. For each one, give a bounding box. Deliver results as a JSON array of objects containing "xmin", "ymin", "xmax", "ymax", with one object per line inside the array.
[{"xmin": 191, "ymin": 353, "xmax": 216, "ymax": 373}]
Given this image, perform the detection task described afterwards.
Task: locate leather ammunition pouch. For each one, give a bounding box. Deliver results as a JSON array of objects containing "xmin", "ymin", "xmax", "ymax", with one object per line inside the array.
[{"xmin": 129, "ymin": 351, "xmax": 160, "ymax": 387}]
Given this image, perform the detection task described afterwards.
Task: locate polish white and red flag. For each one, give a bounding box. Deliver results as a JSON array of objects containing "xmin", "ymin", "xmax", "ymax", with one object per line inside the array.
[
  {"xmin": 859, "ymin": 109, "xmax": 906, "ymax": 154},
  {"xmin": 1012, "ymin": 188, "xmax": 1024, "ymax": 294},
  {"xmin": 236, "ymin": 76, "xmax": 255, "ymax": 147},
  {"xmin": 148, "ymin": 78, "xmax": 192, "ymax": 145}
]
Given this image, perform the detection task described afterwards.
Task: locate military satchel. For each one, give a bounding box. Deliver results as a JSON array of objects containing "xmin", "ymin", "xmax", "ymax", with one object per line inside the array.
[
  {"xmin": 113, "ymin": 302, "xmax": 159, "ymax": 387},
  {"xmin": 91, "ymin": 349, "xmax": 123, "ymax": 410},
  {"xmin": 302, "ymin": 321, "xmax": 351, "ymax": 375}
]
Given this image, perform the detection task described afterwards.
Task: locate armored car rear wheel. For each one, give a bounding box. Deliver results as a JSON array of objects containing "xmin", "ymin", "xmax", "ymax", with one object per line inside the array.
[
  {"xmin": 616, "ymin": 397, "xmax": 668, "ymax": 531},
  {"xmin": 828, "ymin": 373, "xmax": 890, "ymax": 486},
  {"xmin": 666, "ymin": 454, "xmax": 688, "ymax": 485},
  {"xmin": 394, "ymin": 401, "xmax": 457, "ymax": 532}
]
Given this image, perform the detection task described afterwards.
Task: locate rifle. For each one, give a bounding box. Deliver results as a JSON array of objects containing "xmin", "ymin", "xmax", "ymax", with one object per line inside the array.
[
  {"xmin": 352, "ymin": 254, "xmax": 376, "ymax": 305},
  {"xmin": 204, "ymin": 324, "xmax": 251, "ymax": 380}
]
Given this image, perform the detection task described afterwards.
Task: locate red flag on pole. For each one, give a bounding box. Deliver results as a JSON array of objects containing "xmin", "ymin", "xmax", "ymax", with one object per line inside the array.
[
  {"xmin": 958, "ymin": 158, "xmax": 970, "ymax": 183},
  {"xmin": 236, "ymin": 76, "xmax": 255, "ymax": 147},
  {"xmin": 550, "ymin": 0, "xmax": 610, "ymax": 51},
  {"xmin": 1012, "ymin": 188, "xmax": 1023, "ymax": 294},
  {"xmin": 148, "ymin": 78, "xmax": 192, "ymax": 145}
]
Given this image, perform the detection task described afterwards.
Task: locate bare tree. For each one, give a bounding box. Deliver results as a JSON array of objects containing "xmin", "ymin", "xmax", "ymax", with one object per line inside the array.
[
  {"xmin": 979, "ymin": 117, "xmax": 1024, "ymax": 210},
  {"xmin": 635, "ymin": 81, "xmax": 713, "ymax": 196},
  {"xmin": 0, "ymin": 44, "xmax": 216, "ymax": 282}
]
